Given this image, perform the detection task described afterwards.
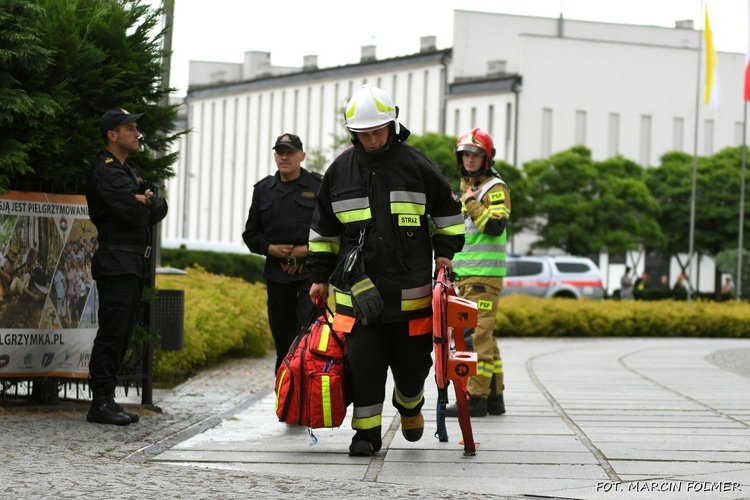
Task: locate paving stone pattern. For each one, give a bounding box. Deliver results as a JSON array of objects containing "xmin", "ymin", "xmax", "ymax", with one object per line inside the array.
[{"xmin": 1, "ymin": 338, "xmax": 750, "ymax": 500}]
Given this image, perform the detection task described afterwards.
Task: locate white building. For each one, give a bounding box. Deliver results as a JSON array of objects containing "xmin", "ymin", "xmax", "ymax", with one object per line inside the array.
[{"xmin": 162, "ymin": 10, "xmax": 747, "ymax": 293}]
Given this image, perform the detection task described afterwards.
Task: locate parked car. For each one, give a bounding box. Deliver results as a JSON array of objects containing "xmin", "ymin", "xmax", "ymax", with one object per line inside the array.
[{"xmin": 501, "ymin": 255, "xmax": 605, "ymax": 299}]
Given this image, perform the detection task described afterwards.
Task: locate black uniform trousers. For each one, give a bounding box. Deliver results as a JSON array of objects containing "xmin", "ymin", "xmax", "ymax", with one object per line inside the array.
[
  {"xmin": 267, "ymin": 278, "xmax": 315, "ymax": 373},
  {"xmin": 346, "ymin": 321, "xmax": 433, "ymax": 419},
  {"xmin": 89, "ymin": 274, "xmax": 144, "ymax": 391}
]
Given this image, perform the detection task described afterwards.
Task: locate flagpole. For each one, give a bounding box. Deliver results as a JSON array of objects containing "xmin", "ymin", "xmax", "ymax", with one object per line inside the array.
[
  {"xmin": 688, "ymin": 1, "xmax": 705, "ymax": 304},
  {"xmin": 739, "ymin": 101, "xmax": 748, "ymax": 300}
]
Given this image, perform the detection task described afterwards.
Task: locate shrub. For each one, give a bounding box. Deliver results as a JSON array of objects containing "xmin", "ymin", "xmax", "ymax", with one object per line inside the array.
[
  {"xmin": 495, "ymin": 295, "xmax": 750, "ymax": 338},
  {"xmin": 153, "ymin": 265, "xmax": 273, "ymax": 382}
]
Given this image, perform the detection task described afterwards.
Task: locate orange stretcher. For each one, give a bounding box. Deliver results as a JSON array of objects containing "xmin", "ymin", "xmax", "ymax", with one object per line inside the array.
[{"xmin": 432, "ymin": 266, "xmax": 479, "ymax": 456}]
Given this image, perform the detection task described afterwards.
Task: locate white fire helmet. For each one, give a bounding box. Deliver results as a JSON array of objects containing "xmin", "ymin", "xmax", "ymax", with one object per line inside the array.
[{"xmin": 344, "ymin": 84, "xmax": 400, "ymax": 134}]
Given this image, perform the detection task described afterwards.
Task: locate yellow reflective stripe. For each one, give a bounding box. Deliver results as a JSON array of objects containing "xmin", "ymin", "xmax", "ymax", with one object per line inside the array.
[
  {"xmin": 433, "ymin": 223, "xmax": 465, "ymax": 236},
  {"xmin": 275, "ymin": 370, "xmax": 286, "ymax": 411},
  {"xmin": 390, "ymin": 202, "xmax": 425, "ymax": 215},
  {"xmin": 494, "ymin": 359, "xmax": 504, "ymax": 374},
  {"xmin": 345, "ymin": 102, "xmax": 356, "ymax": 119},
  {"xmin": 477, "ymin": 361, "xmax": 494, "ymax": 378},
  {"xmin": 374, "ymin": 97, "xmax": 394, "ymax": 113},
  {"xmin": 394, "ymin": 387, "xmax": 424, "ymax": 409},
  {"xmin": 317, "ymin": 324, "xmax": 330, "ymax": 351},
  {"xmin": 402, "ymin": 295, "xmax": 431, "ymax": 311},
  {"xmin": 335, "ymin": 290, "xmax": 353, "ymax": 307},
  {"xmin": 335, "ymin": 207, "xmax": 371, "ymax": 223},
  {"xmin": 309, "ymin": 240, "xmax": 340, "ymax": 254},
  {"xmin": 321, "ymin": 375, "xmax": 332, "ymax": 427},
  {"xmin": 352, "ymin": 414, "xmax": 382, "ymax": 430}
]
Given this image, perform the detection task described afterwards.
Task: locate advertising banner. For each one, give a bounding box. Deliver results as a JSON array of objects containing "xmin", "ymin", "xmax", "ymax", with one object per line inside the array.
[{"xmin": 0, "ymin": 191, "xmax": 97, "ymax": 379}]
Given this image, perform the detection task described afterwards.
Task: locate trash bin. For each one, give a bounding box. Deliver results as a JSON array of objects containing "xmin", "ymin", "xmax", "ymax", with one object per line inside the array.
[{"xmin": 153, "ymin": 289, "xmax": 185, "ymax": 351}]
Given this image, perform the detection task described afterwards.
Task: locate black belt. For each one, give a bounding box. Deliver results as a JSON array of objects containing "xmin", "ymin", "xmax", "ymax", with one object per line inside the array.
[
  {"xmin": 272, "ymin": 256, "xmax": 306, "ymax": 266},
  {"xmin": 99, "ymin": 243, "xmax": 152, "ymax": 258}
]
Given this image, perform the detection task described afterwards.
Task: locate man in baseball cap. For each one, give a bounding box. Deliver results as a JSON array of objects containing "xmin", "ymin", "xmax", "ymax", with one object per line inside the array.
[{"xmin": 85, "ymin": 106, "xmax": 167, "ymax": 426}]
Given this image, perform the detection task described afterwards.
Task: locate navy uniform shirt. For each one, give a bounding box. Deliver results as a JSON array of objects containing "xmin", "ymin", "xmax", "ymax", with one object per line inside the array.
[
  {"xmin": 85, "ymin": 150, "xmax": 168, "ymax": 279},
  {"xmin": 242, "ymin": 168, "xmax": 322, "ymax": 283}
]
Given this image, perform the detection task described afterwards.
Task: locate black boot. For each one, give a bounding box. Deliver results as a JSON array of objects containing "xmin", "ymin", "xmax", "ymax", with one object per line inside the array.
[
  {"xmin": 487, "ymin": 394, "xmax": 506, "ymax": 415},
  {"xmin": 445, "ymin": 395, "xmax": 487, "ymax": 418},
  {"xmin": 87, "ymin": 388, "xmax": 131, "ymax": 426},
  {"xmin": 107, "ymin": 389, "xmax": 140, "ymax": 423},
  {"xmin": 349, "ymin": 427, "xmax": 382, "ymax": 456},
  {"xmin": 488, "ymin": 377, "xmax": 505, "ymax": 415}
]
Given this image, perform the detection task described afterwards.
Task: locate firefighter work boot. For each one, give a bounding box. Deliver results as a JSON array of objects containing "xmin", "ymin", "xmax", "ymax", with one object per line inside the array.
[
  {"xmin": 87, "ymin": 389, "xmax": 131, "ymax": 426},
  {"xmin": 108, "ymin": 390, "xmax": 140, "ymax": 423},
  {"xmin": 349, "ymin": 428, "xmax": 382, "ymax": 456},
  {"xmin": 487, "ymin": 394, "xmax": 506, "ymax": 415},
  {"xmin": 445, "ymin": 395, "xmax": 487, "ymax": 418},
  {"xmin": 349, "ymin": 440, "xmax": 375, "ymax": 457},
  {"xmin": 400, "ymin": 412, "xmax": 424, "ymax": 442}
]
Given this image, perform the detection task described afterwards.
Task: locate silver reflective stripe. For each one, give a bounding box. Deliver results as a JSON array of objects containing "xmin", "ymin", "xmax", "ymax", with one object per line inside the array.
[
  {"xmin": 353, "ymin": 403, "xmax": 384, "ymax": 418},
  {"xmin": 390, "ymin": 191, "xmax": 426, "ymax": 204},
  {"xmin": 462, "ymin": 243, "xmax": 507, "ymax": 253},
  {"xmin": 401, "ymin": 284, "xmax": 432, "ymax": 300},
  {"xmin": 431, "ymin": 213, "xmax": 464, "ymax": 228},
  {"xmin": 308, "ymin": 228, "xmax": 341, "ymax": 245},
  {"xmin": 332, "ymin": 197, "xmax": 369, "ymax": 213}
]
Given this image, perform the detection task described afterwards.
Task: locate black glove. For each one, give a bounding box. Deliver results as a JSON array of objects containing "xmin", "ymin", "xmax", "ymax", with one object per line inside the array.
[{"xmin": 350, "ymin": 276, "xmax": 384, "ymax": 325}]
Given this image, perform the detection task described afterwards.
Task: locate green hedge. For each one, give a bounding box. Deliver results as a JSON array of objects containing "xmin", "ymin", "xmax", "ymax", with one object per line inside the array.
[
  {"xmin": 496, "ymin": 294, "xmax": 750, "ymax": 337},
  {"xmin": 160, "ymin": 248, "xmax": 265, "ymax": 283},
  {"xmin": 154, "ymin": 265, "xmax": 273, "ymax": 382}
]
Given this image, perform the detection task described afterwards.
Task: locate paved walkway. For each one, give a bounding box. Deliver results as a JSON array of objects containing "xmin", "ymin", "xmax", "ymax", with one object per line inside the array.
[{"xmin": 1, "ymin": 337, "xmax": 750, "ymax": 499}]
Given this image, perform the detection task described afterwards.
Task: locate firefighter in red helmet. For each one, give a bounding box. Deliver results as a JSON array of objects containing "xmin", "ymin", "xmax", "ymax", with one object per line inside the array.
[{"xmin": 446, "ymin": 128, "xmax": 511, "ymax": 417}]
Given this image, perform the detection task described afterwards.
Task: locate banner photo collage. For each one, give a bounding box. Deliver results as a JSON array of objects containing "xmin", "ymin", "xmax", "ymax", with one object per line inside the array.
[{"xmin": 0, "ymin": 191, "xmax": 98, "ymax": 379}]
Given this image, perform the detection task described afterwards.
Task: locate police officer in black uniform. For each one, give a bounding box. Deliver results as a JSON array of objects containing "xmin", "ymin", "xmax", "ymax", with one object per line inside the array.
[
  {"xmin": 243, "ymin": 133, "xmax": 322, "ymax": 373},
  {"xmin": 85, "ymin": 108, "xmax": 168, "ymax": 425}
]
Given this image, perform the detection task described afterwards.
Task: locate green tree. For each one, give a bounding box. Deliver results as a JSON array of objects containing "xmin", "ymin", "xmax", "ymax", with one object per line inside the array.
[
  {"xmin": 494, "ymin": 158, "xmax": 533, "ymax": 240},
  {"xmin": 525, "ymin": 146, "xmax": 661, "ymax": 256},
  {"xmin": 0, "ymin": 0, "xmax": 59, "ymax": 187},
  {"xmin": 645, "ymin": 149, "xmax": 747, "ymax": 259},
  {"xmin": 1, "ymin": 0, "xmax": 181, "ymax": 194},
  {"xmin": 406, "ymin": 132, "xmax": 461, "ymax": 189}
]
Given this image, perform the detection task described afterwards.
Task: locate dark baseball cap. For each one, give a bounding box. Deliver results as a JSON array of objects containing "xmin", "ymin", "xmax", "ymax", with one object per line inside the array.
[
  {"xmin": 273, "ymin": 133, "xmax": 303, "ymax": 152},
  {"xmin": 99, "ymin": 108, "xmax": 144, "ymax": 133}
]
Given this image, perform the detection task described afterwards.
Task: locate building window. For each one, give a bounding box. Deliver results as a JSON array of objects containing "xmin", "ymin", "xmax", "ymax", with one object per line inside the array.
[
  {"xmin": 454, "ymin": 108, "xmax": 460, "ymax": 136},
  {"xmin": 608, "ymin": 113, "xmax": 620, "ymax": 158},
  {"xmin": 640, "ymin": 115, "xmax": 652, "ymax": 166},
  {"xmin": 391, "ymin": 74, "xmax": 397, "ymax": 102},
  {"xmin": 575, "ymin": 110, "xmax": 586, "ymax": 146},
  {"xmin": 470, "ymin": 107, "xmax": 476, "ymax": 129},
  {"xmin": 673, "ymin": 117, "xmax": 684, "ymax": 151},
  {"xmin": 541, "ymin": 108, "xmax": 552, "ymax": 157},
  {"xmin": 704, "ymin": 119, "xmax": 714, "ymax": 156}
]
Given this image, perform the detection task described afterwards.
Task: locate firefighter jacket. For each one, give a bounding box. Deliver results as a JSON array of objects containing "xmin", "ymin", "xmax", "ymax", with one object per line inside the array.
[
  {"xmin": 243, "ymin": 168, "xmax": 322, "ymax": 283},
  {"xmin": 307, "ymin": 127, "xmax": 465, "ymax": 323},
  {"xmin": 454, "ymin": 173, "xmax": 511, "ymax": 279},
  {"xmin": 86, "ymin": 150, "xmax": 168, "ymax": 279}
]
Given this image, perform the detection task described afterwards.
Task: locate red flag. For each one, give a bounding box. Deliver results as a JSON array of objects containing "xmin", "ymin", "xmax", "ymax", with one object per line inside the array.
[{"xmin": 746, "ymin": 0, "xmax": 750, "ymax": 100}]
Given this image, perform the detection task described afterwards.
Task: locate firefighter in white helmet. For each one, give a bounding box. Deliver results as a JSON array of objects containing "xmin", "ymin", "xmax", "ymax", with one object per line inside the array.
[
  {"xmin": 446, "ymin": 128, "xmax": 511, "ymax": 418},
  {"xmin": 308, "ymin": 84, "xmax": 465, "ymax": 456}
]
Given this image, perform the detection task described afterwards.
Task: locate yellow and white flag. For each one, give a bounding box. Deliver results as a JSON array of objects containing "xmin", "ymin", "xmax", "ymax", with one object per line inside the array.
[{"xmin": 703, "ymin": 4, "xmax": 720, "ymax": 109}]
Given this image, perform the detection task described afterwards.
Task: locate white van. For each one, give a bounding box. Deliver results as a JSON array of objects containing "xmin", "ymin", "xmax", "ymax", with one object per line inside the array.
[{"xmin": 501, "ymin": 255, "xmax": 605, "ymax": 299}]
